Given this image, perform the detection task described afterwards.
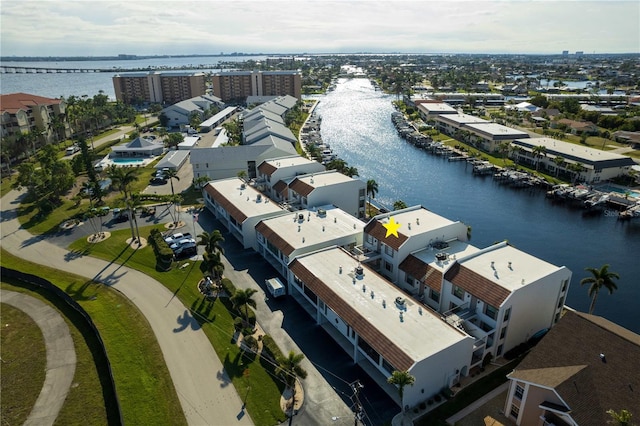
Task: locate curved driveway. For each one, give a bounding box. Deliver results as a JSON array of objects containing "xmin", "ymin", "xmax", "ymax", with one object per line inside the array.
[
  {"xmin": 0, "ymin": 189, "xmax": 252, "ymax": 426},
  {"xmin": 1, "ymin": 290, "xmax": 76, "ymax": 426}
]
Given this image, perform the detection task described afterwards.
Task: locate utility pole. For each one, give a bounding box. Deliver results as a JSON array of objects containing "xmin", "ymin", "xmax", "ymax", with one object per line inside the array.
[{"xmin": 350, "ymin": 380, "xmax": 364, "ymax": 426}]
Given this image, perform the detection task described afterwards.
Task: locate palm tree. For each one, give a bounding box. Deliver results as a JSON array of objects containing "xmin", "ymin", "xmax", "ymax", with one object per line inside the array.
[
  {"xmin": 230, "ymin": 288, "xmax": 258, "ymax": 326},
  {"xmin": 580, "ymin": 264, "xmax": 620, "ymax": 314},
  {"xmin": 107, "ymin": 166, "xmax": 139, "ymax": 200},
  {"xmin": 276, "ymin": 351, "xmax": 308, "ymax": 388},
  {"xmin": 498, "ymin": 141, "xmax": 511, "ymax": 166},
  {"xmin": 606, "ymin": 408, "xmax": 634, "ymax": 426},
  {"xmin": 393, "ymin": 200, "xmax": 408, "ymax": 210},
  {"xmin": 387, "ymin": 370, "xmax": 415, "ymax": 406},
  {"xmin": 553, "ymin": 156, "xmax": 565, "ymax": 177},
  {"xmin": 532, "ymin": 145, "xmax": 547, "ymax": 171},
  {"xmin": 197, "ymin": 229, "xmax": 225, "ymax": 255},
  {"xmin": 164, "ymin": 168, "xmax": 180, "ymax": 197},
  {"xmin": 366, "ymin": 179, "xmax": 379, "ymax": 216}
]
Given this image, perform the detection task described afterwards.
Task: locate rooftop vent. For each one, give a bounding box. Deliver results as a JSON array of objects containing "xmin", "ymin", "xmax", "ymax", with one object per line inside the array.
[
  {"xmin": 318, "ymin": 208, "xmax": 327, "ymax": 217},
  {"xmin": 491, "ymin": 261, "xmax": 495, "ymax": 269},
  {"xmin": 435, "ymin": 252, "xmax": 447, "ymax": 262},
  {"xmin": 416, "ymin": 218, "xmax": 420, "ymax": 225},
  {"xmin": 395, "ymin": 297, "xmax": 406, "ymax": 309},
  {"xmin": 355, "ymin": 265, "xmax": 364, "ymax": 277},
  {"xmin": 508, "ymin": 261, "xmax": 512, "ymax": 270},
  {"xmin": 240, "ymin": 183, "xmax": 246, "ymax": 190},
  {"xmin": 298, "ymin": 213, "xmax": 304, "ymax": 221}
]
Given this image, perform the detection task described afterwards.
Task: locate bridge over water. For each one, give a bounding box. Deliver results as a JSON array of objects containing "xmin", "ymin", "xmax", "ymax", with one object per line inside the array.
[{"xmin": 0, "ymin": 64, "xmax": 236, "ymax": 74}]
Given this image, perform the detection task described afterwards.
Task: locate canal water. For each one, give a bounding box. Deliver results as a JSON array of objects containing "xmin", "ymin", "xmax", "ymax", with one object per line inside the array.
[{"xmin": 314, "ymin": 78, "xmax": 640, "ymax": 333}]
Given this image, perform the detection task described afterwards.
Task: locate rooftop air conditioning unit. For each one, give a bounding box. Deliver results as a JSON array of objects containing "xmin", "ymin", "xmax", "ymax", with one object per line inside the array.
[
  {"xmin": 256, "ymin": 194, "xmax": 262, "ymax": 202},
  {"xmin": 240, "ymin": 183, "xmax": 246, "ymax": 190},
  {"xmin": 355, "ymin": 265, "xmax": 364, "ymax": 277},
  {"xmin": 395, "ymin": 297, "xmax": 406, "ymax": 309},
  {"xmin": 317, "ymin": 208, "xmax": 327, "ymax": 217}
]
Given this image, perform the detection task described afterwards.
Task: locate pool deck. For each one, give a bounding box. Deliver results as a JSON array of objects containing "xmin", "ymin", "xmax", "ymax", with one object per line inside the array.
[{"xmin": 96, "ymin": 154, "xmax": 157, "ymax": 169}]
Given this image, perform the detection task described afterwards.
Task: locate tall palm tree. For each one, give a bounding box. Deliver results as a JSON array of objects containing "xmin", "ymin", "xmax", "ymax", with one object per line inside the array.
[
  {"xmin": 107, "ymin": 166, "xmax": 140, "ymax": 241},
  {"xmin": 164, "ymin": 168, "xmax": 180, "ymax": 197},
  {"xmin": 230, "ymin": 288, "xmax": 258, "ymax": 325},
  {"xmin": 532, "ymin": 145, "xmax": 547, "ymax": 171},
  {"xmin": 366, "ymin": 179, "xmax": 379, "ymax": 216},
  {"xmin": 580, "ymin": 264, "xmax": 620, "ymax": 314},
  {"xmin": 276, "ymin": 351, "xmax": 308, "ymax": 388},
  {"xmin": 498, "ymin": 141, "xmax": 511, "ymax": 166},
  {"xmin": 387, "ymin": 370, "xmax": 415, "ymax": 406},
  {"xmin": 553, "ymin": 156, "xmax": 565, "ymax": 177},
  {"xmin": 393, "ymin": 200, "xmax": 408, "ymax": 210},
  {"xmin": 197, "ymin": 229, "xmax": 225, "ymax": 255}
]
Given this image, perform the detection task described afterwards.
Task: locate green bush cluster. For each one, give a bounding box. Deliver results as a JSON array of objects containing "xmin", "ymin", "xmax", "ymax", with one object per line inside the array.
[
  {"xmin": 220, "ymin": 278, "xmax": 236, "ymax": 297},
  {"xmin": 148, "ymin": 228, "xmax": 174, "ymax": 270},
  {"xmin": 260, "ymin": 334, "xmax": 284, "ymax": 363}
]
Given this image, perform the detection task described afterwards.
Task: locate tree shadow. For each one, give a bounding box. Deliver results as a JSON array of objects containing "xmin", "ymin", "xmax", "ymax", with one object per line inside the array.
[
  {"xmin": 173, "ymin": 309, "xmax": 201, "ymax": 333},
  {"xmin": 65, "ymin": 247, "xmax": 90, "ymax": 262},
  {"xmin": 65, "ymin": 279, "xmax": 99, "ymax": 301}
]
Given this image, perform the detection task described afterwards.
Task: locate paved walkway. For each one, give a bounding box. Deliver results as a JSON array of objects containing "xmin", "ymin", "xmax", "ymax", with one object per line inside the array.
[
  {"xmin": 445, "ymin": 382, "xmax": 510, "ymax": 425},
  {"xmin": 0, "ymin": 189, "xmax": 252, "ymax": 426},
  {"xmin": 1, "ymin": 290, "xmax": 77, "ymax": 426}
]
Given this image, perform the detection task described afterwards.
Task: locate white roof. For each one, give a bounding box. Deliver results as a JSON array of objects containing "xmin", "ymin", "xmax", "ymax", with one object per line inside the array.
[
  {"xmin": 259, "ymin": 205, "xmax": 363, "ymax": 254},
  {"xmin": 294, "ymin": 247, "xmax": 470, "ymax": 363},
  {"xmin": 207, "ymin": 177, "xmax": 285, "ymax": 219},
  {"xmin": 416, "ymin": 102, "xmax": 458, "ymax": 114},
  {"xmin": 295, "ymin": 170, "xmax": 357, "ymax": 188},
  {"xmin": 263, "ymin": 156, "xmax": 323, "ymax": 169},
  {"xmin": 411, "ymin": 240, "xmax": 482, "ymax": 273},
  {"xmin": 437, "ymin": 113, "xmax": 489, "ymax": 126},
  {"xmin": 373, "ymin": 206, "xmax": 457, "ymax": 238},
  {"xmin": 513, "ymin": 137, "xmax": 636, "ymax": 166},
  {"xmin": 458, "ymin": 242, "xmax": 564, "ymax": 290},
  {"xmin": 464, "ymin": 122, "xmax": 530, "ymax": 138}
]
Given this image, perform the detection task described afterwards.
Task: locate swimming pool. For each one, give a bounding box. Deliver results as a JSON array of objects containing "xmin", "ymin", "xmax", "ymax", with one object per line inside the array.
[
  {"xmin": 112, "ymin": 158, "xmax": 145, "ymax": 165},
  {"xmin": 597, "ymin": 184, "xmax": 640, "ymax": 198}
]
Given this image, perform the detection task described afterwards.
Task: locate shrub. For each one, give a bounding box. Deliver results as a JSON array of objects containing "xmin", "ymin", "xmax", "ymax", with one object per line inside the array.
[
  {"xmin": 220, "ymin": 278, "xmax": 236, "ymax": 297},
  {"xmin": 243, "ymin": 335, "xmax": 258, "ymax": 352},
  {"xmin": 242, "ymin": 327, "xmax": 255, "ymax": 337},
  {"xmin": 233, "ymin": 317, "xmax": 244, "ymax": 332},
  {"xmin": 261, "ymin": 334, "xmax": 284, "ymax": 363},
  {"xmin": 434, "ymin": 394, "xmax": 442, "ymax": 403},
  {"xmin": 419, "ymin": 402, "xmax": 426, "ymax": 410}
]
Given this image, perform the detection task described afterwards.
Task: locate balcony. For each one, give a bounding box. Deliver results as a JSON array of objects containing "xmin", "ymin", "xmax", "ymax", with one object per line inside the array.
[{"xmin": 351, "ymin": 245, "xmax": 382, "ymax": 263}]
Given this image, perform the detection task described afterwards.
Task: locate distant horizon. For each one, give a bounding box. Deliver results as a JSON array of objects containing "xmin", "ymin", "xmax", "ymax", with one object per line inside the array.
[
  {"xmin": 2, "ymin": 1, "xmax": 638, "ymax": 57},
  {"xmin": 2, "ymin": 51, "xmax": 639, "ymax": 61}
]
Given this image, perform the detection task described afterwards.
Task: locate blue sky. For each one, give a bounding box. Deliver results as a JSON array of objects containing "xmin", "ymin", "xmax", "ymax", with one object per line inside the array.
[{"xmin": 1, "ymin": 0, "xmax": 638, "ymax": 56}]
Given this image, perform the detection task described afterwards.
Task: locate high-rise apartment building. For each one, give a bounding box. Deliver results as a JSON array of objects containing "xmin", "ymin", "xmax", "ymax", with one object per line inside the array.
[
  {"xmin": 112, "ymin": 72, "xmax": 206, "ymax": 105},
  {"xmin": 211, "ymin": 71, "xmax": 301, "ymax": 103}
]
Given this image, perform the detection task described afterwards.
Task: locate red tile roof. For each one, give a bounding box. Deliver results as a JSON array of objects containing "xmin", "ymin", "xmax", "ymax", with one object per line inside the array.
[
  {"xmin": 363, "ymin": 220, "xmax": 408, "ymax": 251},
  {"xmin": 257, "ymin": 161, "xmax": 277, "ymax": 176},
  {"xmin": 272, "ymin": 180, "xmax": 288, "ymax": 196},
  {"xmin": 289, "ymin": 259, "xmax": 414, "ymax": 371},
  {"xmin": 288, "ymin": 177, "xmax": 315, "ymax": 197},
  {"xmin": 255, "ymin": 221, "xmax": 295, "ymax": 256},
  {"xmin": 399, "ymin": 255, "xmax": 443, "ymax": 292},
  {"xmin": 0, "ymin": 92, "xmax": 61, "ymax": 114},
  {"xmin": 203, "ymin": 184, "xmax": 248, "ymax": 223},
  {"xmin": 444, "ymin": 262, "xmax": 511, "ymax": 308},
  {"xmin": 509, "ymin": 310, "xmax": 640, "ymax": 426}
]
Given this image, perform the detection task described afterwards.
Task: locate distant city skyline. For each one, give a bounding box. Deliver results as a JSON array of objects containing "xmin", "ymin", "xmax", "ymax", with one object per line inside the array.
[{"xmin": 1, "ymin": 1, "xmax": 639, "ymax": 57}]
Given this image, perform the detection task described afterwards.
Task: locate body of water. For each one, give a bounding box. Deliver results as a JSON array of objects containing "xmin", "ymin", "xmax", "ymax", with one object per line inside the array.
[
  {"xmin": 0, "ymin": 55, "xmax": 267, "ymax": 100},
  {"xmin": 314, "ymin": 78, "xmax": 640, "ymax": 333}
]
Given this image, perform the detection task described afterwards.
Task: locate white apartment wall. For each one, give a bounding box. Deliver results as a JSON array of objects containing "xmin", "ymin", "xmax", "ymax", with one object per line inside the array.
[
  {"xmin": 305, "ymin": 180, "xmax": 366, "ymax": 219},
  {"xmin": 192, "ymin": 146, "xmax": 285, "ymax": 181},
  {"xmin": 502, "ymin": 268, "xmax": 570, "ymax": 354},
  {"xmin": 164, "ymin": 108, "xmax": 191, "ymax": 127},
  {"xmin": 405, "ymin": 337, "xmax": 474, "ymax": 409}
]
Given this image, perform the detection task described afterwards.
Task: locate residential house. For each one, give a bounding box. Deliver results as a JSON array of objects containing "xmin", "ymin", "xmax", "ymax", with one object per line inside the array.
[
  {"xmin": 288, "ymin": 246, "xmax": 476, "ymax": 408},
  {"xmin": 255, "ymin": 205, "xmax": 363, "ymax": 277},
  {"xmin": 202, "ymin": 177, "xmax": 286, "ymax": 250},
  {"xmin": 286, "ymin": 170, "xmax": 367, "ymax": 219},
  {"xmin": 504, "ymin": 309, "xmax": 640, "ymax": 426},
  {"xmin": 161, "ymin": 95, "xmax": 224, "ymax": 128},
  {"xmin": 554, "ymin": 119, "xmax": 599, "ymax": 136},
  {"xmin": 256, "ymin": 156, "xmax": 326, "ymax": 201}
]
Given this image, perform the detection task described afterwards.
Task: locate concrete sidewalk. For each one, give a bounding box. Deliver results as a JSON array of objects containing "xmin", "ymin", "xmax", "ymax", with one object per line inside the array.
[
  {"xmin": 1, "ymin": 290, "xmax": 77, "ymax": 426},
  {"xmin": 0, "ymin": 189, "xmax": 252, "ymax": 426}
]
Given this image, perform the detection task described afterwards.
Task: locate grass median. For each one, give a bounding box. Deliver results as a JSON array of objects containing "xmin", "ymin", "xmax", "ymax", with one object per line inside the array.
[
  {"xmin": 68, "ymin": 225, "xmax": 287, "ymax": 426},
  {"xmin": 1, "ymin": 249, "xmax": 186, "ymax": 426}
]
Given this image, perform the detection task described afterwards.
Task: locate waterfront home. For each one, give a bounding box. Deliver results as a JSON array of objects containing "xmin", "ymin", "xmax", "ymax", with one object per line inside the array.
[
  {"xmin": 255, "ymin": 205, "xmax": 363, "ymax": 277},
  {"xmin": 462, "ymin": 122, "xmax": 530, "ymax": 153},
  {"xmin": 286, "ymin": 170, "xmax": 367, "ymax": 219},
  {"xmin": 433, "ymin": 112, "xmax": 488, "ymax": 136},
  {"xmin": 504, "ymin": 309, "xmax": 640, "ymax": 426},
  {"xmin": 256, "ymin": 156, "xmax": 326, "ymax": 201},
  {"xmin": 202, "ymin": 177, "xmax": 286, "ymax": 250},
  {"xmin": 288, "ymin": 246, "xmax": 476, "ymax": 409},
  {"xmin": 511, "ymin": 137, "xmax": 636, "ymax": 183},
  {"xmin": 362, "ymin": 206, "xmax": 470, "ymax": 285},
  {"xmin": 415, "ymin": 102, "xmax": 458, "ymax": 122},
  {"xmin": 441, "ymin": 241, "xmax": 571, "ymax": 363}
]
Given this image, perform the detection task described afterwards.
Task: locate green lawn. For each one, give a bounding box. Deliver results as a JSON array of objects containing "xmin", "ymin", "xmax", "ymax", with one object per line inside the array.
[
  {"xmin": 0, "ymin": 302, "xmax": 47, "ymax": 425},
  {"xmin": 67, "ymin": 226, "xmax": 287, "ymax": 425},
  {"xmin": 0, "ymin": 249, "xmax": 186, "ymax": 426}
]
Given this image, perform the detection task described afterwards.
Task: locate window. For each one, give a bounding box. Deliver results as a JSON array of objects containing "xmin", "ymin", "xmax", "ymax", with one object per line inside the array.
[
  {"xmin": 557, "ymin": 296, "xmax": 565, "ymax": 309},
  {"xmin": 205, "ymin": 163, "xmax": 209, "ymax": 168},
  {"xmin": 500, "ymin": 326, "xmax": 507, "ymax": 339},
  {"xmin": 497, "ymin": 344, "xmax": 503, "ymax": 356},
  {"xmin": 510, "ymin": 404, "xmax": 519, "ymax": 419},
  {"xmin": 430, "ymin": 289, "xmax": 440, "ymax": 303},
  {"xmin": 453, "ymin": 285, "xmax": 464, "ymax": 299},
  {"xmin": 405, "ymin": 274, "xmax": 415, "ymax": 285},
  {"xmin": 366, "ymin": 234, "xmax": 373, "ymax": 244},
  {"xmin": 383, "ymin": 244, "xmax": 394, "ymax": 257},
  {"xmin": 503, "ymin": 307, "xmax": 511, "ymax": 321},
  {"xmin": 561, "ymin": 279, "xmax": 568, "ymax": 292},
  {"xmin": 514, "ymin": 384, "xmax": 524, "ymax": 400},
  {"xmin": 384, "ymin": 261, "xmax": 393, "ymax": 272},
  {"xmin": 484, "ymin": 304, "xmax": 498, "ymax": 320},
  {"xmin": 382, "ymin": 358, "xmax": 394, "ymax": 375}
]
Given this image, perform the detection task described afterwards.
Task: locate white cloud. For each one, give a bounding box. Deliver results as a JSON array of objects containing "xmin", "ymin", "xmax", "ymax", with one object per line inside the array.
[{"xmin": 1, "ymin": 0, "xmax": 638, "ymax": 56}]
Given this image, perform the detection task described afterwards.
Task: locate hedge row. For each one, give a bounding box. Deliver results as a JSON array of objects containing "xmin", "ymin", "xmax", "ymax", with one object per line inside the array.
[
  {"xmin": 260, "ymin": 334, "xmax": 284, "ymax": 364},
  {"xmin": 148, "ymin": 228, "xmax": 174, "ymax": 270}
]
